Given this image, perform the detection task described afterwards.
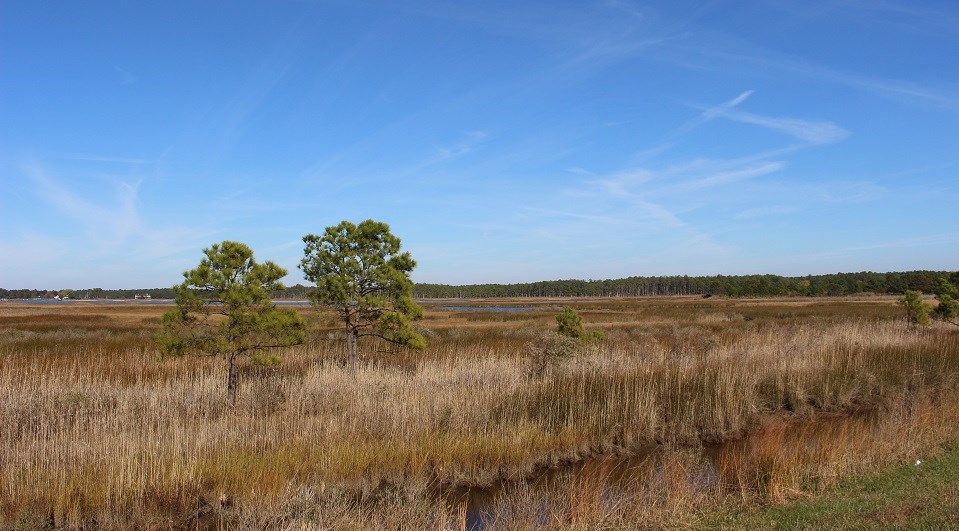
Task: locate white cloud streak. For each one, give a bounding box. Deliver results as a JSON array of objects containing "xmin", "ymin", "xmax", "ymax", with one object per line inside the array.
[
  {"xmin": 113, "ymin": 65, "xmax": 137, "ymax": 85},
  {"xmin": 670, "ymin": 90, "xmax": 754, "ymax": 138},
  {"xmin": 670, "ymin": 161, "xmax": 785, "ymax": 191},
  {"xmin": 735, "ymin": 205, "xmax": 798, "ymax": 219},
  {"xmin": 522, "ymin": 206, "xmax": 633, "ymax": 226},
  {"xmin": 26, "ymin": 163, "xmax": 141, "ymax": 244},
  {"xmin": 716, "ymin": 108, "xmax": 850, "ymax": 145},
  {"xmin": 704, "ymin": 90, "xmax": 753, "ymax": 118},
  {"xmin": 56, "ymin": 153, "xmax": 155, "ymax": 164},
  {"xmin": 677, "ymin": 46, "xmax": 959, "ymax": 113},
  {"xmin": 676, "ymin": 90, "xmax": 849, "ymax": 146}
]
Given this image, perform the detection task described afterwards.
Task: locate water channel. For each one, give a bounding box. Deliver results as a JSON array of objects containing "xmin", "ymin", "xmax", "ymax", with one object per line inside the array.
[{"xmin": 444, "ymin": 411, "xmax": 885, "ymax": 530}]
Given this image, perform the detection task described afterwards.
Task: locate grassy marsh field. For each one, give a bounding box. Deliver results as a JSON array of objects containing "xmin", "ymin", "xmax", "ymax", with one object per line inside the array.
[{"xmin": 2, "ymin": 296, "xmax": 959, "ymax": 529}]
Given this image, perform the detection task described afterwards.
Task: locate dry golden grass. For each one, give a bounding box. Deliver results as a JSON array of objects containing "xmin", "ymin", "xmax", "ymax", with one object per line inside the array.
[{"xmin": 1, "ymin": 297, "xmax": 957, "ymax": 529}]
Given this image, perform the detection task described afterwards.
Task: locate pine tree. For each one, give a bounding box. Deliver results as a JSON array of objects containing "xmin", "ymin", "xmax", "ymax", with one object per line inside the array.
[
  {"xmin": 899, "ymin": 290, "xmax": 931, "ymax": 327},
  {"xmin": 300, "ymin": 220, "xmax": 425, "ymax": 369},
  {"xmin": 155, "ymin": 241, "xmax": 305, "ymax": 405}
]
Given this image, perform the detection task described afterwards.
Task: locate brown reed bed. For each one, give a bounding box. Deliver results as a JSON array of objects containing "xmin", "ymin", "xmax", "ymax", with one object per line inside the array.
[
  {"xmin": 1, "ymin": 297, "xmax": 956, "ymax": 529},
  {"xmin": 462, "ymin": 387, "xmax": 959, "ymax": 530}
]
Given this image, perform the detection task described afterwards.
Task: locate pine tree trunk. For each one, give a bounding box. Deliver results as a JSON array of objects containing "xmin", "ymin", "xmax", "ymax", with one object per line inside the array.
[
  {"xmin": 347, "ymin": 327, "xmax": 359, "ymax": 372},
  {"xmin": 227, "ymin": 352, "xmax": 238, "ymax": 406},
  {"xmin": 345, "ymin": 309, "xmax": 359, "ymax": 372}
]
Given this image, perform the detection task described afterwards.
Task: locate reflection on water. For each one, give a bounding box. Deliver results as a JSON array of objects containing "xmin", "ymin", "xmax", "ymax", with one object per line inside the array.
[
  {"xmin": 441, "ymin": 306, "xmax": 530, "ymax": 312},
  {"xmin": 448, "ymin": 412, "xmax": 882, "ymax": 530},
  {"xmin": 6, "ymin": 300, "xmax": 530, "ymax": 311},
  {"xmin": 5, "ymin": 299, "xmax": 316, "ymax": 306}
]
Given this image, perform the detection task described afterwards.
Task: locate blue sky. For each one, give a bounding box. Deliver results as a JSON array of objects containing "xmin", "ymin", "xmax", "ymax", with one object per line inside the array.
[{"xmin": 1, "ymin": 1, "xmax": 957, "ymax": 289}]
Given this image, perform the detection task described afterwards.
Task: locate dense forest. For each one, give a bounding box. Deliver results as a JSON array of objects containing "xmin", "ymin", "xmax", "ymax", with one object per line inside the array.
[
  {"xmin": 1, "ymin": 270, "xmax": 952, "ymax": 301},
  {"xmin": 413, "ymin": 270, "xmax": 952, "ymax": 298}
]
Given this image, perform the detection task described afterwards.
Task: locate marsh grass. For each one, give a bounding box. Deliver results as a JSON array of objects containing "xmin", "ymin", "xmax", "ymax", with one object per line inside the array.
[
  {"xmin": 470, "ymin": 388, "xmax": 959, "ymax": 530},
  {"xmin": 1, "ymin": 297, "xmax": 957, "ymax": 528}
]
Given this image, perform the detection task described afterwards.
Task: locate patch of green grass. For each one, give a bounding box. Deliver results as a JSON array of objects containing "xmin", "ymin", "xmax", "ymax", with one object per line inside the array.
[{"xmin": 702, "ymin": 441, "xmax": 959, "ymax": 530}]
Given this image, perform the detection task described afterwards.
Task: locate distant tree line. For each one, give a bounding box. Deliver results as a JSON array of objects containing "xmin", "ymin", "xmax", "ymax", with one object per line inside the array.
[
  {"xmin": 412, "ymin": 270, "xmax": 954, "ymax": 299},
  {"xmin": 0, "ymin": 287, "xmax": 179, "ymax": 300},
  {"xmin": 1, "ymin": 270, "xmax": 953, "ymax": 301}
]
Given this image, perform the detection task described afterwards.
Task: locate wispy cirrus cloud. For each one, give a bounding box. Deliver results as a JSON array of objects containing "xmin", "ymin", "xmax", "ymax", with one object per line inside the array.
[
  {"xmin": 716, "ymin": 108, "xmax": 849, "ymax": 145},
  {"xmin": 566, "ymin": 36, "xmax": 673, "ymax": 68},
  {"xmin": 113, "ymin": 65, "xmax": 137, "ymax": 85},
  {"xmin": 680, "ymin": 90, "xmax": 849, "ymax": 145},
  {"xmin": 533, "ymin": 91, "xmax": 846, "ymax": 243},
  {"xmin": 809, "ymin": 181, "xmax": 887, "ymax": 203},
  {"xmin": 522, "ymin": 206, "xmax": 638, "ymax": 226},
  {"xmin": 579, "ymin": 172, "xmax": 688, "ymax": 229},
  {"xmin": 592, "ymin": 156, "xmax": 786, "ymax": 199},
  {"xmin": 565, "ymin": 166, "xmax": 594, "ymax": 176},
  {"xmin": 422, "ymin": 130, "xmax": 488, "ymax": 166},
  {"xmin": 646, "ymin": 90, "xmax": 844, "ymax": 164},
  {"xmin": 25, "ymin": 163, "xmax": 141, "ymax": 244},
  {"xmin": 129, "ymin": 226, "xmax": 223, "ymax": 262},
  {"xmin": 735, "ymin": 205, "xmax": 798, "ymax": 219},
  {"xmin": 675, "ymin": 45, "xmax": 959, "ymax": 113},
  {"xmin": 55, "ymin": 153, "xmax": 155, "ymax": 164},
  {"xmin": 668, "ymin": 90, "xmax": 755, "ymax": 139},
  {"xmin": 669, "ymin": 161, "xmax": 785, "ymax": 191},
  {"xmin": 592, "ymin": 168, "xmax": 654, "ymax": 194},
  {"xmin": 702, "ymin": 90, "xmax": 753, "ymax": 119},
  {"xmin": 15, "ymin": 161, "xmax": 229, "ymax": 282}
]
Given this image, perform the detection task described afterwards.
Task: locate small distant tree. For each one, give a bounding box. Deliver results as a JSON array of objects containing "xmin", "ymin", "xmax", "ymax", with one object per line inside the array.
[
  {"xmin": 556, "ymin": 306, "xmax": 604, "ymax": 342},
  {"xmin": 932, "ymin": 274, "xmax": 959, "ymax": 327},
  {"xmin": 524, "ymin": 331, "xmax": 578, "ymax": 379},
  {"xmin": 299, "ymin": 220, "xmax": 425, "ymax": 370},
  {"xmin": 155, "ymin": 241, "xmax": 306, "ymax": 405},
  {"xmin": 899, "ymin": 290, "xmax": 931, "ymax": 327},
  {"xmin": 525, "ymin": 306, "xmax": 603, "ymax": 378}
]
